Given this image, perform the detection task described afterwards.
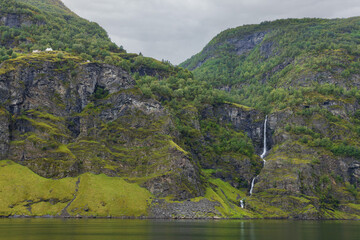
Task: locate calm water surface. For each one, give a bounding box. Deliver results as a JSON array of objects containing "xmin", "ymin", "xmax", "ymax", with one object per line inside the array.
[{"xmin": 0, "ymin": 219, "xmax": 359, "ymax": 240}]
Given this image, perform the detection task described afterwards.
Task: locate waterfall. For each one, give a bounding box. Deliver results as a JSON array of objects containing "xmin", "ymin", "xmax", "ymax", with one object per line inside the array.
[
  {"xmin": 240, "ymin": 199, "xmax": 244, "ymax": 209},
  {"xmin": 260, "ymin": 115, "xmax": 268, "ymax": 161},
  {"xmin": 249, "ymin": 177, "xmax": 256, "ymax": 195},
  {"xmin": 249, "ymin": 116, "xmax": 268, "ymax": 196}
]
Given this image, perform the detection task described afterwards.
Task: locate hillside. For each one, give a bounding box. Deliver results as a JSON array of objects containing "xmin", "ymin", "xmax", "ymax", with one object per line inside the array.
[
  {"xmin": 181, "ymin": 17, "xmax": 360, "ymax": 218},
  {"xmin": 0, "ymin": 0, "xmax": 360, "ymax": 219},
  {"xmin": 181, "ymin": 17, "xmax": 360, "ymax": 111},
  {"xmin": 16, "ymin": 0, "xmax": 74, "ymax": 15}
]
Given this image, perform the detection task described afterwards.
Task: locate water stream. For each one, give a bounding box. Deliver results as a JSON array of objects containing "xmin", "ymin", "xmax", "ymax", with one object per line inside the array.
[
  {"xmin": 249, "ymin": 116, "xmax": 268, "ymax": 197},
  {"xmin": 240, "ymin": 116, "xmax": 268, "ymax": 207},
  {"xmin": 260, "ymin": 116, "xmax": 268, "ymax": 160}
]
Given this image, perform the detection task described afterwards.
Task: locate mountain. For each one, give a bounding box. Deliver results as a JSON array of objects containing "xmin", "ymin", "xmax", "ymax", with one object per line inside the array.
[
  {"xmin": 181, "ymin": 17, "xmax": 360, "ymax": 218},
  {"xmin": 0, "ymin": 0, "xmax": 360, "ymax": 219},
  {"xmin": 16, "ymin": 0, "xmax": 74, "ymax": 15}
]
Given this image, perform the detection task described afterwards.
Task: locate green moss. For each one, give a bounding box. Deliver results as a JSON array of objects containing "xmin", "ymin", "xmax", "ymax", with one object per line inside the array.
[
  {"xmin": 68, "ymin": 173, "xmax": 152, "ymax": 217},
  {"xmin": 0, "ymin": 160, "xmax": 153, "ymax": 217},
  {"xmin": 53, "ymin": 144, "xmax": 75, "ymax": 159},
  {"xmin": 27, "ymin": 109, "xmax": 64, "ymax": 122},
  {"xmin": 26, "ymin": 133, "xmax": 47, "ymax": 144},
  {"xmin": 0, "ymin": 160, "xmax": 76, "ymax": 216},
  {"xmin": 10, "ymin": 140, "xmax": 25, "ymax": 145},
  {"xmin": 0, "ymin": 107, "xmax": 6, "ymax": 115},
  {"xmin": 288, "ymin": 196, "xmax": 311, "ymax": 204},
  {"xmin": 202, "ymin": 169, "xmax": 217, "ymax": 178},
  {"xmin": 246, "ymin": 197, "xmax": 289, "ymax": 218},
  {"xmin": 19, "ymin": 116, "xmax": 68, "ymax": 138},
  {"xmin": 347, "ymin": 203, "xmax": 360, "ymax": 211},
  {"xmin": 192, "ymin": 178, "xmax": 256, "ymax": 218},
  {"xmin": 0, "ymin": 61, "xmax": 16, "ymax": 75},
  {"xmin": 169, "ymin": 140, "xmax": 189, "ymax": 155},
  {"xmin": 104, "ymin": 164, "xmax": 117, "ymax": 171},
  {"xmin": 225, "ymin": 102, "xmax": 253, "ymax": 111}
]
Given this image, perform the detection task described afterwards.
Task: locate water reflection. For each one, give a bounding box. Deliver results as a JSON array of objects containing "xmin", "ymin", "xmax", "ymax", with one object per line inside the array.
[{"xmin": 0, "ymin": 219, "xmax": 359, "ymax": 240}]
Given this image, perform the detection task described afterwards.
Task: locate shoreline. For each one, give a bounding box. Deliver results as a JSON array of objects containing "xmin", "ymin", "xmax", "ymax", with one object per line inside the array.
[{"xmin": 1, "ymin": 215, "xmax": 359, "ymax": 221}]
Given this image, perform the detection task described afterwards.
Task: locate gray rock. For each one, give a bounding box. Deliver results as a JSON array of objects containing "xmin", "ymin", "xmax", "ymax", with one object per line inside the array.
[{"xmin": 149, "ymin": 199, "xmax": 221, "ymax": 219}]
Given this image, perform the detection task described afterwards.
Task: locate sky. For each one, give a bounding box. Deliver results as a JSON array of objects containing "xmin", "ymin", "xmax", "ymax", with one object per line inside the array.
[{"xmin": 61, "ymin": 0, "xmax": 360, "ymax": 65}]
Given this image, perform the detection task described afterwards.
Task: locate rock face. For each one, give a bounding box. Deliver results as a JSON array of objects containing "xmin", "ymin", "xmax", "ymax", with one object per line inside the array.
[
  {"xmin": 149, "ymin": 199, "xmax": 221, "ymax": 219},
  {"xmin": 0, "ymin": 110, "xmax": 9, "ymax": 160},
  {"xmin": 0, "ymin": 55, "xmax": 204, "ymax": 200},
  {"xmin": 1, "ymin": 55, "xmax": 360, "ymax": 219},
  {"xmin": 183, "ymin": 31, "xmax": 270, "ymax": 71},
  {"xmin": 245, "ymin": 102, "xmax": 360, "ymax": 219},
  {"xmin": 0, "ymin": 13, "xmax": 41, "ymax": 28},
  {"xmin": 226, "ymin": 31, "xmax": 269, "ymax": 56},
  {"xmin": 206, "ymin": 104, "xmax": 268, "ymax": 154},
  {"xmin": 181, "ymin": 103, "xmax": 266, "ymax": 189}
]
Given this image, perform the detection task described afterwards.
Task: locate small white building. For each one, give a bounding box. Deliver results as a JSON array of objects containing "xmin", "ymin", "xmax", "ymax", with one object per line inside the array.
[{"xmin": 45, "ymin": 48, "xmax": 53, "ymax": 52}]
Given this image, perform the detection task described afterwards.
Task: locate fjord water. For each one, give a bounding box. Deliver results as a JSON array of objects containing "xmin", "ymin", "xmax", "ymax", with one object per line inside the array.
[{"xmin": 1, "ymin": 219, "xmax": 359, "ymax": 240}]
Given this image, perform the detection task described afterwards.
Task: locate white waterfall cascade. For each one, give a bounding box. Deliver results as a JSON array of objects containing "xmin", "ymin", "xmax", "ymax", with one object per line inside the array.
[
  {"xmin": 249, "ymin": 177, "xmax": 256, "ymax": 195},
  {"xmin": 240, "ymin": 200, "xmax": 244, "ymax": 209},
  {"xmin": 249, "ymin": 116, "xmax": 268, "ymax": 196},
  {"xmin": 260, "ymin": 115, "xmax": 268, "ymax": 161}
]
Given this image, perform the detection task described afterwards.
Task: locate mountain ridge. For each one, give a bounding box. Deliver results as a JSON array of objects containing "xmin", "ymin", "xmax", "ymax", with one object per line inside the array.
[{"xmin": 0, "ymin": 0, "xmax": 359, "ymax": 219}]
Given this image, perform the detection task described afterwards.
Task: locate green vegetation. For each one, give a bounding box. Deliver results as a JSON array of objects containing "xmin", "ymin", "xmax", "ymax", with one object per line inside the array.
[
  {"xmin": 181, "ymin": 17, "xmax": 360, "ymax": 113},
  {"xmin": 0, "ymin": 0, "xmax": 122, "ymax": 63},
  {"xmin": 0, "ymin": 160, "xmax": 76, "ymax": 216},
  {"xmin": 69, "ymin": 173, "xmax": 152, "ymax": 217},
  {"xmin": 1, "ymin": 0, "xmax": 360, "ymax": 219},
  {"xmin": 0, "ymin": 160, "xmax": 152, "ymax": 217}
]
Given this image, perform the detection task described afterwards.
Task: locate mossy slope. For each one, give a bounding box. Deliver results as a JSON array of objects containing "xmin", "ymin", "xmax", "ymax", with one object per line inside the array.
[{"xmin": 0, "ymin": 160, "xmax": 152, "ymax": 217}]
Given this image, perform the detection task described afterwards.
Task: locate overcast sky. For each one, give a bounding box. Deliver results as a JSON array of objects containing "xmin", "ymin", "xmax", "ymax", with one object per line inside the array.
[{"xmin": 61, "ymin": 0, "xmax": 360, "ymax": 65}]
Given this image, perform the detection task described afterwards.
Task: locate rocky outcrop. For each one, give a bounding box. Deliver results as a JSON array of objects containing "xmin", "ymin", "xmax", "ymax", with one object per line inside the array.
[
  {"xmin": 149, "ymin": 199, "xmax": 221, "ymax": 218},
  {"xmin": 247, "ymin": 104, "xmax": 360, "ymax": 218},
  {"xmin": 227, "ymin": 31, "xmax": 269, "ymax": 56},
  {"xmin": 184, "ymin": 31, "xmax": 270, "ymax": 71},
  {"xmin": 202, "ymin": 104, "xmax": 268, "ymax": 154},
  {"xmin": 0, "ymin": 55, "xmax": 204, "ymax": 200},
  {"xmin": 188, "ymin": 103, "xmax": 266, "ymax": 189},
  {"xmin": 0, "ymin": 13, "xmax": 42, "ymax": 28},
  {"xmin": 0, "ymin": 109, "xmax": 9, "ymax": 159}
]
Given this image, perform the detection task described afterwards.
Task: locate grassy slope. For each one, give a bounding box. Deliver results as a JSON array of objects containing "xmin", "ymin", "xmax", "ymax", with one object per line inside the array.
[
  {"xmin": 0, "ymin": 160, "xmax": 152, "ymax": 217},
  {"xmin": 0, "ymin": 160, "xmax": 263, "ymax": 218}
]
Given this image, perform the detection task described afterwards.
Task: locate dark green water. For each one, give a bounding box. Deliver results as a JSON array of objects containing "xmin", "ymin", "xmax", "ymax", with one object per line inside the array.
[{"xmin": 0, "ymin": 219, "xmax": 359, "ymax": 240}]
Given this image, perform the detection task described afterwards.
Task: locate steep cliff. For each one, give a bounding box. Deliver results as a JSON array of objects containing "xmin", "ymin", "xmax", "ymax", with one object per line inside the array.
[
  {"xmin": 1, "ymin": 0, "xmax": 360, "ymax": 219},
  {"xmin": 0, "ymin": 52, "xmax": 206, "ymax": 201},
  {"xmin": 181, "ymin": 17, "xmax": 360, "ymax": 219},
  {"xmin": 0, "ymin": 52, "xmax": 258, "ymax": 218}
]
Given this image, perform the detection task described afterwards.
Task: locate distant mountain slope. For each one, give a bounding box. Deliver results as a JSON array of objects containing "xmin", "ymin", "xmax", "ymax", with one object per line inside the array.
[
  {"xmin": 0, "ymin": 0, "xmax": 117, "ymax": 62},
  {"xmin": 180, "ymin": 17, "xmax": 360, "ymax": 219},
  {"xmin": 181, "ymin": 17, "xmax": 360, "ymax": 96},
  {"xmin": 16, "ymin": 0, "xmax": 73, "ymax": 15}
]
